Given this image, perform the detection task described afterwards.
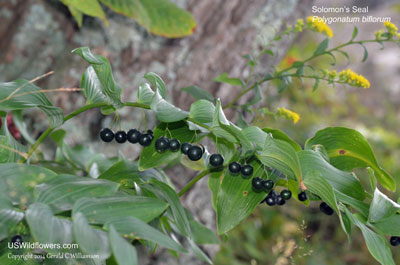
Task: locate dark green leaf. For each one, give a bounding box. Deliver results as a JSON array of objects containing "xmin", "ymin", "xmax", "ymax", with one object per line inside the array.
[
  {"xmin": 0, "ymin": 198, "xmax": 24, "ymax": 240},
  {"xmin": 188, "ymin": 238, "xmax": 213, "ymax": 264},
  {"xmin": 261, "ymin": 128, "xmax": 302, "ymax": 152},
  {"xmin": 298, "ymin": 150, "xmax": 365, "ymax": 200},
  {"xmin": 313, "ymin": 38, "xmax": 329, "ymax": 56},
  {"xmin": 98, "ymin": 160, "xmax": 140, "ymax": 187},
  {"xmin": 213, "ymin": 73, "xmax": 243, "ymax": 87},
  {"xmin": 360, "ymin": 43, "xmax": 368, "ymax": 62},
  {"xmin": 72, "ymin": 196, "xmax": 169, "ymax": 224},
  {"xmin": 73, "ymin": 212, "xmax": 111, "ymax": 259},
  {"xmin": 105, "ymin": 217, "xmax": 187, "ymax": 253},
  {"xmin": 343, "ymin": 207, "xmax": 395, "ymax": 265},
  {"xmin": 137, "ymin": 83, "xmax": 155, "ymax": 105},
  {"xmin": 73, "ymin": 47, "xmax": 123, "ymax": 108},
  {"xmin": 0, "ymin": 80, "xmax": 63, "ymax": 127},
  {"xmin": 144, "ymin": 179, "xmax": 191, "ymax": 237},
  {"xmin": 182, "ymin": 86, "xmax": 214, "ymax": 102},
  {"xmin": 26, "ymin": 203, "xmax": 73, "ymax": 247},
  {"xmin": 109, "ymin": 225, "xmax": 138, "ymax": 265},
  {"xmin": 99, "ymin": 0, "xmax": 196, "ymax": 38},
  {"xmin": 368, "ymin": 188, "xmax": 400, "ymax": 223},
  {"xmin": 35, "ymin": 175, "xmax": 120, "ymax": 213},
  {"xmin": 144, "ymin": 72, "xmax": 166, "ymax": 99},
  {"xmin": 372, "ymin": 214, "xmax": 400, "ymax": 236},
  {"xmin": 351, "ymin": 26, "xmax": 358, "ymax": 41},
  {"xmin": 139, "ymin": 121, "xmax": 195, "ymax": 170},
  {"xmin": 189, "ymin": 100, "xmax": 215, "ymax": 124},
  {"xmin": 151, "ymin": 90, "xmax": 189, "ymax": 122},
  {"xmin": 305, "ymin": 127, "xmax": 395, "ymax": 191}
]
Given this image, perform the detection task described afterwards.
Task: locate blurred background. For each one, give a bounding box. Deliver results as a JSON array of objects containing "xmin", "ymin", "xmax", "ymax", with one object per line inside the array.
[{"xmin": 0, "ymin": 0, "xmax": 399, "ymax": 264}]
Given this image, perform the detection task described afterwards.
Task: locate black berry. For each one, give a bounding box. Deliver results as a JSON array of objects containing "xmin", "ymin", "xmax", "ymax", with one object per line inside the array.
[
  {"xmin": 127, "ymin": 129, "xmax": 141, "ymax": 144},
  {"xmin": 181, "ymin": 142, "xmax": 192, "ymax": 155},
  {"xmin": 139, "ymin": 133, "xmax": 152, "ymax": 146},
  {"xmin": 228, "ymin": 162, "xmax": 241, "ymax": 174},
  {"xmin": 252, "ymin": 177, "xmax": 263, "ymax": 191},
  {"xmin": 188, "ymin": 146, "xmax": 203, "ymax": 161},
  {"xmin": 115, "ymin": 130, "xmax": 127, "ymax": 143},
  {"xmin": 169, "ymin": 139, "xmax": 181, "ymax": 152},
  {"xmin": 276, "ymin": 195, "xmax": 286, "ymax": 206},
  {"xmin": 155, "ymin": 137, "xmax": 170, "ymax": 152},
  {"xmin": 100, "ymin": 128, "xmax": 114, "ymax": 142},
  {"xmin": 265, "ymin": 196, "xmax": 276, "ymax": 206},
  {"xmin": 298, "ymin": 191, "xmax": 307, "ymax": 201},
  {"xmin": 241, "ymin": 165, "xmax": 253, "ymax": 177},
  {"xmin": 11, "ymin": 235, "xmax": 23, "ymax": 245},
  {"xmin": 262, "ymin": 180, "xmax": 274, "ymax": 191},
  {"xmin": 280, "ymin": 190, "xmax": 292, "ymax": 200},
  {"xmin": 268, "ymin": 190, "xmax": 278, "ymax": 198},
  {"xmin": 147, "ymin": 130, "xmax": 154, "ymax": 136},
  {"xmin": 320, "ymin": 202, "xmax": 334, "ymax": 215},
  {"xmin": 390, "ymin": 236, "xmax": 400, "ymax": 246},
  {"xmin": 209, "ymin": 154, "xmax": 224, "ymax": 167}
]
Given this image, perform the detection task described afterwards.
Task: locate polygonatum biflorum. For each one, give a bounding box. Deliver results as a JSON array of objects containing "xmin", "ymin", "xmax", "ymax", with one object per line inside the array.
[{"xmin": 0, "ymin": 19, "xmax": 400, "ymax": 265}]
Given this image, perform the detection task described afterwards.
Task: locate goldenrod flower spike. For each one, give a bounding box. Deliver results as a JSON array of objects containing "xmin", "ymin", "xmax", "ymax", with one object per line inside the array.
[
  {"xmin": 338, "ymin": 69, "xmax": 370, "ymax": 88},
  {"xmin": 277, "ymin": 107, "xmax": 301, "ymax": 124},
  {"xmin": 306, "ymin": 16, "xmax": 333, "ymax": 38},
  {"xmin": 384, "ymin": 21, "xmax": 398, "ymax": 35}
]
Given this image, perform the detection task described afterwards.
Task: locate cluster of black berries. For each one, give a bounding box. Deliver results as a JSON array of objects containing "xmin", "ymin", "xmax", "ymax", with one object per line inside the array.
[
  {"xmin": 155, "ymin": 137, "xmax": 181, "ymax": 152},
  {"xmin": 263, "ymin": 189, "xmax": 292, "ymax": 206},
  {"xmin": 181, "ymin": 143, "xmax": 204, "ymax": 161},
  {"xmin": 228, "ymin": 162, "xmax": 253, "ymax": 177},
  {"xmin": 100, "ymin": 128, "xmax": 154, "ymax": 146}
]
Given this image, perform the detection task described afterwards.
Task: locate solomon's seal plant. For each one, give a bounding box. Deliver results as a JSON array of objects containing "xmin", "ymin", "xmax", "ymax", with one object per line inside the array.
[{"xmin": 0, "ymin": 19, "xmax": 400, "ymax": 265}]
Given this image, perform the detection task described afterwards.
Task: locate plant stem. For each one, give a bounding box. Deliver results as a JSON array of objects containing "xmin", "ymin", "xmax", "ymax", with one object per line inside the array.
[{"xmin": 178, "ymin": 169, "xmax": 211, "ymax": 197}]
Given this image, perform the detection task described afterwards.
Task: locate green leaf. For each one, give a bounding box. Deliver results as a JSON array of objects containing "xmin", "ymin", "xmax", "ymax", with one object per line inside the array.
[
  {"xmin": 109, "ymin": 225, "xmax": 138, "ymax": 265},
  {"xmin": 98, "ymin": 160, "xmax": 141, "ymax": 187},
  {"xmin": 311, "ymin": 144, "xmax": 330, "ymax": 162},
  {"xmin": 313, "ymin": 38, "xmax": 329, "ymax": 56},
  {"xmin": 99, "ymin": 0, "xmax": 196, "ymax": 38},
  {"xmin": 258, "ymin": 135, "xmax": 302, "ymax": 183},
  {"xmin": 242, "ymin": 126, "xmax": 267, "ymax": 151},
  {"xmin": 81, "ymin": 66, "xmax": 109, "ymax": 104},
  {"xmin": 0, "ymin": 80, "xmax": 64, "ymax": 127},
  {"xmin": 351, "ymin": 26, "xmax": 358, "ymax": 40},
  {"xmin": 335, "ymin": 192, "xmax": 369, "ymax": 217},
  {"xmin": 303, "ymin": 171, "xmax": 346, "ymax": 235},
  {"xmin": 105, "ymin": 217, "xmax": 187, "ymax": 253},
  {"xmin": 343, "ymin": 207, "xmax": 395, "ymax": 265},
  {"xmin": 61, "ymin": 0, "xmax": 108, "ymax": 25},
  {"xmin": 208, "ymin": 171, "xmax": 223, "ymax": 211},
  {"xmin": 73, "ymin": 212, "xmax": 111, "ymax": 260},
  {"xmin": 144, "ymin": 72, "xmax": 166, "ymax": 99},
  {"xmin": 188, "ymin": 238, "xmax": 213, "ymax": 264},
  {"xmin": 0, "ymin": 198, "xmax": 24, "ymax": 240},
  {"xmin": 72, "ymin": 196, "xmax": 169, "ymax": 224},
  {"xmin": 213, "ymin": 73, "xmax": 243, "ymax": 87},
  {"xmin": 367, "ymin": 167, "xmax": 377, "ymax": 192},
  {"xmin": 182, "ymin": 86, "xmax": 214, "ymax": 102},
  {"xmin": 0, "ymin": 164, "xmax": 57, "ymax": 205},
  {"xmin": 66, "ymin": 4, "xmax": 83, "ymax": 27},
  {"xmin": 261, "ymin": 128, "xmax": 301, "ymax": 152},
  {"xmin": 360, "ymin": 43, "xmax": 368, "ymax": 62},
  {"xmin": 371, "ymin": 214, "xmax": 400, "ymax": 236},
  {"xmin": 216, "ymin": 160, "xmax": 266, "ymax": 234},
  {"xmin": 185, "ymin": 210, "xmax": 218, "ymax": 245},
  {"xmin": 0, "ymin": 112, "xmax": 27, "ymax": 163},
  {"xmin": 73, "ymin": 47, "xmax": 123, "ymax": 108},
  {"xmin": 305, "ymin": 127, "xmax": 395, "ymax": 191},
  {"xmin": 137, "ymin": 83, "xmax": 155, "ymax": 105},
  {"xmin": 368, "ymin": 188, "xmax": 400, "ymax": 223},
  {"xmin": 144, "ymin": 179, "xmax": 191, "ymax": 237},
  {"xmin": 139, "ymin": 121, "xmax": 195, "ymax": 170},
  {"xmin": 35, "ymin": 175, "xmax": 120, "ymax": 213},
  {"xmin": 150, "ymin": 90, "xmax": 189, "ymax": 122},
  {"xmin": 189, "ymin": 100, "xmax": 215, "ymax": 124},
  {"xmin": 298, "ymin": 150, "xmax": 365, "ymax": 200},
  {"xmin": 26, "ymin": 203, "xmax": 73, "ymax": 247}
]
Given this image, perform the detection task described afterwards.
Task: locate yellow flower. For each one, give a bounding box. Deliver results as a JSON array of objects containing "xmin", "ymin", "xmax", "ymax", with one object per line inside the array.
[
  {"xmin": 384, "ymin": 21, "xmax": 398, "ymax": 35},
  {"xmin": 338, "ymin": 69, "xmax": 370, "ymax": 88},
  {"xmin": 328, "ymin": 70, "xmax": 337, "ymax": 79},
  {"xmin": 306, "ymin": 16, "xmax": 333, "ymax": 38},
  {"xmin": 294, "ymin": 19, "xmax": 304, "ymax": 32},
  {"xmin": 277, "ymin": 107, "xmax": 300, "ymax": 124}
]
